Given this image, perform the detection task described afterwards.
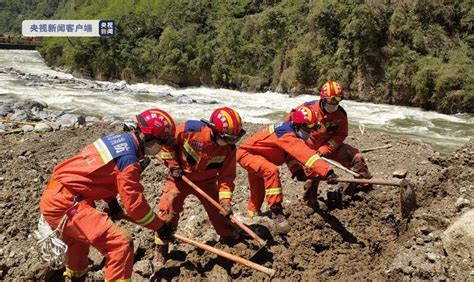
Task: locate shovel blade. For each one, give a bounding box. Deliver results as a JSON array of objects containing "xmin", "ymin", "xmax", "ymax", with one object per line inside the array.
[
  {"xmin": 249, "ymin": 242, "xmax": 268, "ymax": 262},
  {"xmin": 399, "ymin": 179, "xmax": 417, "ymax": 219}
]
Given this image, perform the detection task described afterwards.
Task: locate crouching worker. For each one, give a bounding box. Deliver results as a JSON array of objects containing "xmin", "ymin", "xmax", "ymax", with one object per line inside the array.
[
  {"xmin": 295, "ymin": 80, "xmax": 371, "ymax": 179},
  {"xmin": 39, "ymin": 108, "xmax": 176, "ymax": 281},
  {"xmin": 237, "ymin": 106, "xmax": 337, "ymax": 231},
  {"xmin": 155, "ymin": 107, "xmax": 246, "ymax": 263}
]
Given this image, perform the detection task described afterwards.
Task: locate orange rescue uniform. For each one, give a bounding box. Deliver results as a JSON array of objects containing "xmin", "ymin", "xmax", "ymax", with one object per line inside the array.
[
  {"xmin": 40, "ymin": 132, "xmax": 161, "ymax": 281},
  {"xmin": 237, "ymin": 122, "xmax": 333, "ymax": 215},
  {"xmin": 158, "ymin": 121, "xmax": 237, "ymax": 238},
  {"xmin": 295, "ymin": 100, "xmax": 371, "ymax": 178}
]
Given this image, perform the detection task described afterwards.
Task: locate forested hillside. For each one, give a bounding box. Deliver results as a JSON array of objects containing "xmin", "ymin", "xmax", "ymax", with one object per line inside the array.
[{"xmin": 2, "ymin": 0, "xmax": 473, "ymax": 113}]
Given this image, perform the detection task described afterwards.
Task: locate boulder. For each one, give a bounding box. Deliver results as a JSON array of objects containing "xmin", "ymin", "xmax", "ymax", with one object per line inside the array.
[
  {"xmin": 0, "ymin": 124, "xmax": 13, "ymax": 130},
  {"xmin": 34, "ymin": 123, "xmax": 52, "ymax": 132},
  {"xmin": 56, "ymin": 114, "xmax": 86, "ymax": 126},
  {"xmin": 442, "ymin": 209, "xmax": 474, "ymax": 271},
  {"xmin": 177, "ymin": 95, "xmax": 196, "ymax": 104},
  {"xmin": 85, "ymin": 116, "xmax": 100, "ymax": 124},
  {"xmin": 0, "ymin": 105, "xmax": 12, "ymax": 117},
  {"xmin": 9, "ymin": 110, "xmax": 34, "ymax": 121},
  {"xmin": 13, "ymin": 100, "xmax": 47, "ymax": 111},
  {"xmin": 22, "ymin": 125, "xmax": 34, "ymax": 132}
]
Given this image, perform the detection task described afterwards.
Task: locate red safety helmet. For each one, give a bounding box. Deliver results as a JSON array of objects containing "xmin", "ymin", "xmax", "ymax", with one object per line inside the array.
[
  {"xmin": 320, "ymin": 80, "xmax": 344, "ymax": 104},
  {"xmin": 210, "ymin": 107, "xmax": 245, "ymax": 141},
  {"xmin": 291, "ymin": 105, "xmax": 318, "ymax": 129},
  {"xmin": 135, "ymin": 108, "xmax": 176, "ymax": 145}
]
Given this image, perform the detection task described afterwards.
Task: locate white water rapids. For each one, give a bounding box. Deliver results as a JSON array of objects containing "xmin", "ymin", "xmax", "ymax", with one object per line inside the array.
[{"xmin": 1, "ymin": 50, "xmax": 472, "ymax": 154}]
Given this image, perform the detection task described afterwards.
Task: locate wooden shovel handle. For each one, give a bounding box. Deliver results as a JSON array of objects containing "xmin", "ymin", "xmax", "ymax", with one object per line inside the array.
[
  {"xmin": 335, "ymin": 177, "xmax": 403, "ymax": 186},
  {"xmin": 181, "ymin": 176, "xmax": 266, "ymax": 246},
  {"xmin": 119, "ymin": 214, "xmax": 275, "ymax": 276},
  {"xmin": 321, "ymin": 157, "xmax": 360, "ymax": 177},
  {"xmin": 174, "ymin": 234, "xmax": 275, "ymax": 277}
]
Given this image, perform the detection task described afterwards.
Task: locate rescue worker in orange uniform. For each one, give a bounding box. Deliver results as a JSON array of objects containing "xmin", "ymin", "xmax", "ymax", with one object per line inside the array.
[
  {"xmin": 290, "ymin": 81, "xmax": 371, "ymax": 188},
  {"xmin": 39, "ymin": 108, "xmax": 176, "ymax": 281},
  {"xmin": 155, "ymin": 107, "xmax": 246, "ymax": 263},
  {"xmin": 237, "ymin": 105, "xmax": 337, "ymax": 227}
]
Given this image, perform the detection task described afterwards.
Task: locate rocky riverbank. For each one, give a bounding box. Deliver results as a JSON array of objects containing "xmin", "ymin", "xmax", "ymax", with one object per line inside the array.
[{"xmin": 0, "ymin": 114, "xmax": 472, "ymax": 280}]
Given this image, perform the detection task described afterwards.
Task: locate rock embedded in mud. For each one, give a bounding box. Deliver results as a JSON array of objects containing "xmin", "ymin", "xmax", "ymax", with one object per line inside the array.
[
  {"xmin": 392, "ymin": 169, "xmax": 408, "ymax": 178},
  {"xmin": 34, "ymin": 123, "xmax": 52, "ymax": 132},
  {"xmin": 22, "ymin": 125, "xmax": 34, "ymax": 132},
  {"xmin": 425, "ymin": 252, "xmax": 441, "ymax": 263},
  {"xmin": 442, "ymin": 209, "xmax": 474, "ymax": 268},
  {"xmin": 133, "ymin": 260, "xmax": 153, "ymax": 277},
  {"xmin": 454, "ymin": 197, "xmax": 470, "ymax": 211},
  {"xmin": 207, "ymin": 264, "xmax": 231, "ymax": 281}
]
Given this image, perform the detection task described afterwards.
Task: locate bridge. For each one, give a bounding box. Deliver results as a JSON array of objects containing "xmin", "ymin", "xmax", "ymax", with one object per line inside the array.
[{"xmin": 0, "ymin": 36, "xmax": 41, "ymax": 50}]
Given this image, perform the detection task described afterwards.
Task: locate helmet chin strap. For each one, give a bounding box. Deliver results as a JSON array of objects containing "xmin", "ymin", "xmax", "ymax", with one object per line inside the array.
[
  {"xmin": 322, "ymin": 99, "xmax": 339, "ymax": 113},
  {"xmin": 292, "ymin": 124, "xmax": 311, "ymax": 140},
  {"xmin": 134, "ymin": 130, "xmax": 146, "ymax": 155},
  {"xmin": 296, "ymin": 129, "xmax": 311, "ymax": 140}
]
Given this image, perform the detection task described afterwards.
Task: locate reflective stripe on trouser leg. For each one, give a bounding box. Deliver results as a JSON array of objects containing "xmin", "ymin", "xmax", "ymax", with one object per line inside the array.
[
  {"xmin": 238, "ymin": 152, "xmax": 282, "ymax": 214},
  {"xmin": 265, "ymin": 187, "xmax": 283, "ymax": 208},
  {"xmin": 66, "ymin": 204, "xmax": 134, "ymax": 281},
  {"xmin": 63, "ymin": 267, "xmax": 88, "ymax": 279}
]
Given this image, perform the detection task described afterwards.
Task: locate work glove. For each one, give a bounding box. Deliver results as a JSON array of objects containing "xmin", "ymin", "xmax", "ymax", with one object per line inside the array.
[
  {"xmin": 169, "ymin": 167, "xmax": 183, "ymax": 179},
  {"xmin": 157, "ymin": 222, "xmax": 175, "ymax": 242},
  {"xmin": 292, "ymin": 170, "xmax": 307, "ymax": 182},
  {"xmin": 326, "ymin": 171, "xmax": 339, "ymax": 184},
  {"xmin": 106, "ymin": 198, "xmax": 124, "ymax": 221},
  {"xmin": 139, "ymin": 157, "xmax": 151, "ymax": 173},
  {"xmin": 219, "ymin": 198, "xmax": 233, "ymax": 218}
]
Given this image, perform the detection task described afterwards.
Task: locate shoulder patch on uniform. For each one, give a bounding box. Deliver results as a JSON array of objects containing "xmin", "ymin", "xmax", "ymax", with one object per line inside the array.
[
  {"xmin": 304, "ymin": 100, "xmax": 317, "ymax": 106},
  {"xmin": 274, "ymin": 121, "xmax": 295, "ymax": 138},
  {"xmin": 115, "ymin": 154, "xmax": 139, "ymax": 171},
  {"xmin": 184, "ymin": 120, "xmax": 206, "ymax": 133},
  {"xmin": 96, "ymin": 133, "xmax": 139, "ymax": 171}
]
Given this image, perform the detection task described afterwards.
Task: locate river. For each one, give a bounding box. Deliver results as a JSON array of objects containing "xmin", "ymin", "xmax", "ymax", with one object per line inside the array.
[{"xmin": 0, "ymin": 50, "xmax": 472, "ymax": 154}]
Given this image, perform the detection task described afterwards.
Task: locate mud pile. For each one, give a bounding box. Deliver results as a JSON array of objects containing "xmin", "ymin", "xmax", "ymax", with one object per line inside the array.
[{"xmin": 0, "ymin": 123, "xmax": 472, "ymax": 280}]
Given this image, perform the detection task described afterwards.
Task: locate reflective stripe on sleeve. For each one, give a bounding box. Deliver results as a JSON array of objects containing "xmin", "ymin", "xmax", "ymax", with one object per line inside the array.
[
  {"xmin": 208, "ymin": 155, "xmax": 226, "ymax": 165},
  {"xmin": 268, "ymin": 125, "xmax": 275, "ymax": 134},
  {"xmin": 305, "ymin": 154, "xmax": 321, "ymax": 169},
  {"xmin": 93, "ymin": 138, "xmax": 113, "ymax": 163},
  {"xmin": 183, "ymin": 140, "xmax": 201, "ymax": 164},
  {"xmin": 159, "ymin": 151, "xmax": 176, "ymax": 160},
  {"xmin": 136, "ymin": 209, "xmax": 156, "ymax": 226}
]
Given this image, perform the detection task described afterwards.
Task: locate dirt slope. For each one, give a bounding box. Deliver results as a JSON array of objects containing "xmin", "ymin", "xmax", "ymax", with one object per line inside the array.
[{"xmin": 0, "ymin": 122, "xmax": 472, "ymax": 280}]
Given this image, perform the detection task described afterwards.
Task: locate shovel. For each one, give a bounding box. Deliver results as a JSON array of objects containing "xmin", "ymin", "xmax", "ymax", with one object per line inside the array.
[
  {"xmin": 120, "ymin": 214, "xmax": 275, "ymax": 277},
  {"xmin": 180, "ymin": 176, "xmax": 268, "ymax": 258},
  {"xmin": 321, "ymin": 157, "xmax": 416, "ymax": 218},
  {"xmin": 328, "ymin": 177, "xmax": 417, "ymax": 218}
]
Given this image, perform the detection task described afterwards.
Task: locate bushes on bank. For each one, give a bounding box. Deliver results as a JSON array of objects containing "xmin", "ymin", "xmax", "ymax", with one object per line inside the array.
[{"xmin": 5, "ymin": 0, "xmax": 471, "ymax": 113}]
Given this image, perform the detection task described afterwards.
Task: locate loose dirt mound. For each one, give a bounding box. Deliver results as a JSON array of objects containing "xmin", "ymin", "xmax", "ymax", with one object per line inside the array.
[{"xmin": 0, "ymin": 123, "xmax": 472, "ymax": 280}]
